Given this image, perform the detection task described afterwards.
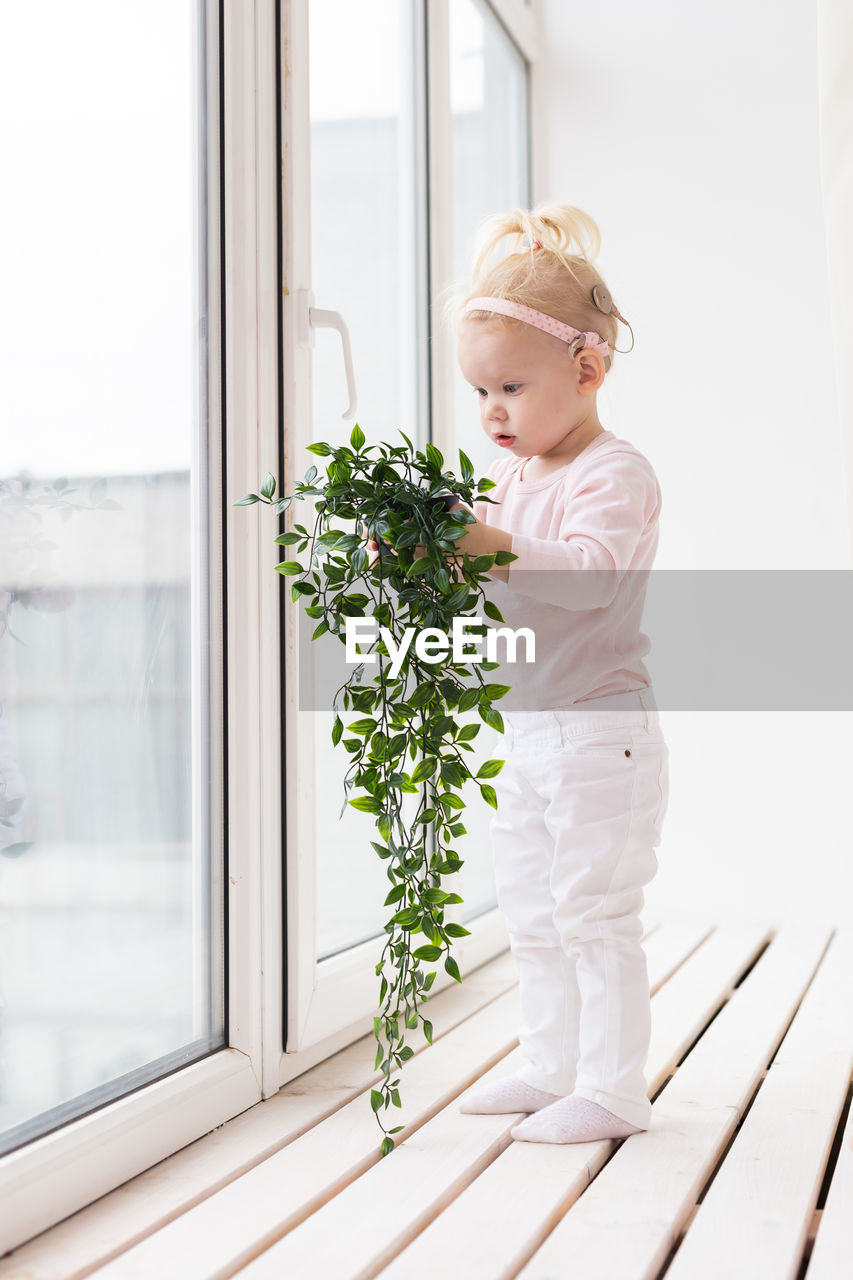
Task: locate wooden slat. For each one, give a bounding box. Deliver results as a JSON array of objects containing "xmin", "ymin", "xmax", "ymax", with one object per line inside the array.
[
  {"xmin": 664, "ymin": 928, "xmax": 853, "ymax": 1280},
  {"xmin": 81, "ymin": 987, "xmax": 522, "ymax": 1280},
  {"xmin": 10, "ymin": 920, "xmax": 845, "ymax": 1280},
  {"xmin": 806, "ymin": 1083, "xmax": 853, "ymax": 1279},
  {"xmin": 513, "ymin": 925, "xmax": 832, "ymax": 1280},
  {"xmin": 643, "ymin": 922, "xmax": 714, "ymax": 994},
  {"xmin": 0, "ymin": 951, "xmax": 519, "ymax": 1280},
  {"xmin": 235, "ymin": 1048, "xmax": 531, "ymax": 1280},
  {"xmin": 227, "ymin": 926, "xmax": 769, "ymax": 1279},
  {"xmin": 369, "ymin": 924, "xmax": 767, "ymax": 1280},
  {"xmin": 644, "ymin": 923, "xmax": 772, "ymax": 1087}
]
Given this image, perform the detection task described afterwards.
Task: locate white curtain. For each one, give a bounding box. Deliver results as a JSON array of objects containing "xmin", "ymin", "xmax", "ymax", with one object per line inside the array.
[{"xmin": 818, "ymin": 0, "xmax": 853, "ymax": 568}]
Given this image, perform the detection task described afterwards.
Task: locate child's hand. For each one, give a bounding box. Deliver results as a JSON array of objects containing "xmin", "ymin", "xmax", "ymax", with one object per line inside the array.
[{"xmin": 359, "ymin": 521, "xmax": 382, "ymax": 569}]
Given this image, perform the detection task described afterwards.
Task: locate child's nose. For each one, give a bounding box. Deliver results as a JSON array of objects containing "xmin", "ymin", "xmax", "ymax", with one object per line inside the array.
[{"xmin": 486, "ymin": 399, "xmax": 507, "ymax": 421}]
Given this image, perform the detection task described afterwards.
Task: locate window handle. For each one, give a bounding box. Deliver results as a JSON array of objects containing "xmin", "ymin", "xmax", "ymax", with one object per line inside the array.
[{"xmin": 297, "ymin": 290, "xmax": 358, "ymax": 420}]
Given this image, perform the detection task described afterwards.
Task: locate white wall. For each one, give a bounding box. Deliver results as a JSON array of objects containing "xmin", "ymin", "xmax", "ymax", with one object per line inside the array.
[{"xmin": 535, "ymin": 0, "xmax": 853, "ymax": 924}]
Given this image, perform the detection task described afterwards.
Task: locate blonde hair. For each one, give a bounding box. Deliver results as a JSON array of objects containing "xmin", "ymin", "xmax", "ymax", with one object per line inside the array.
[{"xmin": 449, "ymin": 202, "xmax": 624, "ymax": 375}]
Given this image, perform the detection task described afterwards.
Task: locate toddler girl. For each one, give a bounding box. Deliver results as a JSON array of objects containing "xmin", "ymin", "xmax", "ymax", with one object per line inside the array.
[
  {"xmin": 366, "ymin": 202, "xmax": 669, "ymax": 1144},
  {"xmin": 445, "ymin": 203, "xmax": 670, "ymax": 1144}
]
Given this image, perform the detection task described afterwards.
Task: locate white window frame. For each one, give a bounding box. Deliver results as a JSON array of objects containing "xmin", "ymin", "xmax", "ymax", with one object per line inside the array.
[
  {"xmin": 278, "ymin": 0, "xmax": 539, "ymax": 1076},
  {"xmin": 0, "ymin": 0, "xmax": 276, "ymax": 1253}
]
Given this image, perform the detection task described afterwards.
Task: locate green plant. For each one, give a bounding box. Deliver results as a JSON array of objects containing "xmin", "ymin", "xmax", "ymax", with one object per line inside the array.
[{"xmin": 235, "ymin": 426, "xmax": 518, "ymax": 1157}]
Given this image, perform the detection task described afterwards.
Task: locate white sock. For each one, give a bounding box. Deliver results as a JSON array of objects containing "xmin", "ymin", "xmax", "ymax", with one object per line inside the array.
[
  {"xmin": 510, "ymin": 1094, "xmax": 645, "ymax": 1143},
  {"xmin": 459, "ymin": 1074, "xmax": 563, "ymax": 1115}
]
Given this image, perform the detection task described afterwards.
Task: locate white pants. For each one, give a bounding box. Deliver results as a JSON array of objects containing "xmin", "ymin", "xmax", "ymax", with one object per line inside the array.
[{"xmin": 488, "ymin": 688, "xmax": 669, "ymax": 1130}]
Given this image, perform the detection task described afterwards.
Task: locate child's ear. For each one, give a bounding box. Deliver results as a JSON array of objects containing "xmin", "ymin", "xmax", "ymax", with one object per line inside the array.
[{"xmin": 574, "ymin": 349, "xmax": 606, "ymax": 395}]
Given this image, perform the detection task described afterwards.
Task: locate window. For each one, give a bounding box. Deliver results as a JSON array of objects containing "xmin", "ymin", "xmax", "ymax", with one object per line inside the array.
[
  {"xmin": 308, "ymin": 0, "xmax": 429, "ymax": 959},
  {"xmin": 448, "ymin": 0, "xmax": 530, "ymax": 919},
  {"xmin": 284, "ymin": 0, "xmax": 531, "ymax": 1058},
  {"xmin": 0, "ymin": 0, "xmax": 223, "ymax": 1159}
]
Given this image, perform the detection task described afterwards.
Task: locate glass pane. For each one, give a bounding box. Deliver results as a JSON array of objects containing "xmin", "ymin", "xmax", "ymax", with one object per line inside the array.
[
  {"xmin": 309, "ymin": 0, "xmax": 425, "ymax": 959},
  {"xmin": 0, "ymin": 1, "xmax": 224, "ymax": 1155},
  {"xmin": 449, "ymin": 0, "xmax": 529, "ymax": 920}
]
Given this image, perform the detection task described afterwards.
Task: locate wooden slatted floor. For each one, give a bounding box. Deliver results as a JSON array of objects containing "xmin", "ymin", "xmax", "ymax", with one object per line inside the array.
[{"xmin": 2, "ymin": 923, "xmax": 852, "ymax": 1280}]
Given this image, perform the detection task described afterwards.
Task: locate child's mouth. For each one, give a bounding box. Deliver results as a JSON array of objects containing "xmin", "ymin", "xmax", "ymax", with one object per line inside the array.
[{"xmin": 495, "ymin": 434, "xmax": 515, "ymax": 447}]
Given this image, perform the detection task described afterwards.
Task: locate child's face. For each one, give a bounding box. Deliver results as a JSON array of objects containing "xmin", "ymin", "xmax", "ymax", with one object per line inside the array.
[{"xmin": 457, "ymin": 319, "xmax": 599, "ymax": 460}]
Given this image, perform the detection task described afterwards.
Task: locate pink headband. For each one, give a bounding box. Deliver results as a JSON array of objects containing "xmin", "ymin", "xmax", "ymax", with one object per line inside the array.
[{"xmin": 465, "ymin": 296, "xmax": 610, "ymax": 359}]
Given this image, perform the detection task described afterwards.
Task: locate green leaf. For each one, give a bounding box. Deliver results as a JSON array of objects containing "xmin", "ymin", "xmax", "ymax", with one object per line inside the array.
[
  {"xmin": 408, "ymin": 556, "xmax": 431, "ymax": 576},
  {"xmin": 413, "ymin": 944, "xmax": 442, "ymax": 961},
  {"xmin": 306, "ymin": 441, "xmax": 331, "ymax": 455},
  {"xmin": 444, "ymin": 922, "xmax": 472, "ymax": 938},
  {"xmin": 380, "ymin": 1137, "xmax": 395, "ymax": 1157},
  {"xmin": 233, "ymin": 493, "xmax": 260, "ymax": 506},
  {"xmin": 411, "ymin": 758, "xmax": 437, "ymax": 783},
  {"xmin": 350, "ymin": 424, "xmax": 366, "ymax": 451},
  {"xmin": 458, "ymin": 448, "xmax": 474, "ymax": 483},
  {"xmin": 479, "ymin": 783, "xmax": 498, "ymax": 809},
  {"xmin": 392, "ymin": 906, "xmax": 422, "ymax": 926},
  {"xmin": 377, "ymin": 813, "xmax": 393, "ymax": 842},
  {"xmin": 349, "ymin": 717, "xmax": 377, "ymax": 735},
  {"xmin": 259, "ymin": 472, "xmax": 276, "ymax": 500},
  {"xmin": 458, "ymin": 688, "xmax": 480, "ymax": 713},
  {"xmin": 457, "ymin": 723, "xmax": 480, "ymax": 741},
  {"xmin": 275, "ymin": 560, "xmax": 303, "ymax": 576},
  {"xmin": 483, "ymin": 599, "xmax": 506, "ymax": 623},
  {"xmin": 476, "ymin": 759, "xmax": 505, "ymax": 779},
  {"xmin": 425, "ymin": 442, "xmax": 444, "ymax": 471},
  {"xmin": 331, "ymin": 717, "xmax": 344, "ymax": 746},
  {"xmin": 422, "ymin": 1020, "xmax": 433, "ymax": 1045},
  {"xmin": 479, "ymin": 705, "xmax": 504, "ymax": 733},
  {"xmin": 349, "ymin": 795, "xmax": 382, "ymax": 814},
  {"xmin": 273, "ymin": 531, "xmax": 302, "ymax": 545},
  {"xmin": 384, "ymin": 884, "xmax": 406, "ymax": 906},
  {"xmin": 444, "ymin": 955, "xmax": 462, "ymax": 983},
  {"xmin": 447, "ymin": 584, "xmax": 470, "ymax": 610},
  {"xmin": 437, "ymin": 791, "xmax": 465, "ymax": 812},
  {"xmin": 409, "ymin": 682, "xmax": 435, "ymax": 709},
  {"xmin": 439, "ymin": 761, "xmax": 465, "ymax": 788},
  {"xmin": 312, "ymin": 621, "xmax": 329, "ymax": 639},
  {"xmin": 370, "ymin": 1089, "xmax": 384, "ymax": 1113}
]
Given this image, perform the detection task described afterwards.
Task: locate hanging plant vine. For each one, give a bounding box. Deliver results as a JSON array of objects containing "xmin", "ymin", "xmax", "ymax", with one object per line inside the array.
[{"xmin": 235, "ymin": 426, "xmax": 517, "ymax": 1157}]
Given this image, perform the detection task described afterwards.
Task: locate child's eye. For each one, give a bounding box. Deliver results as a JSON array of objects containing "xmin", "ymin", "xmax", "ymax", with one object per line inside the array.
[
  {"xmin": 504, "ymin": 383, "xmax": 521, "ymax": 394},
  {"xmin": 474, "ymin": 387, "xmax": 487, "ymax": 398}
]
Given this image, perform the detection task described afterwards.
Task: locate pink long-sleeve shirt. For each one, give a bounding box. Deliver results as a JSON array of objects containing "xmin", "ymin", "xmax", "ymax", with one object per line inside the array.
[{"xmin": 468, "ymin": 429, "xmax": 662, "ymax": 711}]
